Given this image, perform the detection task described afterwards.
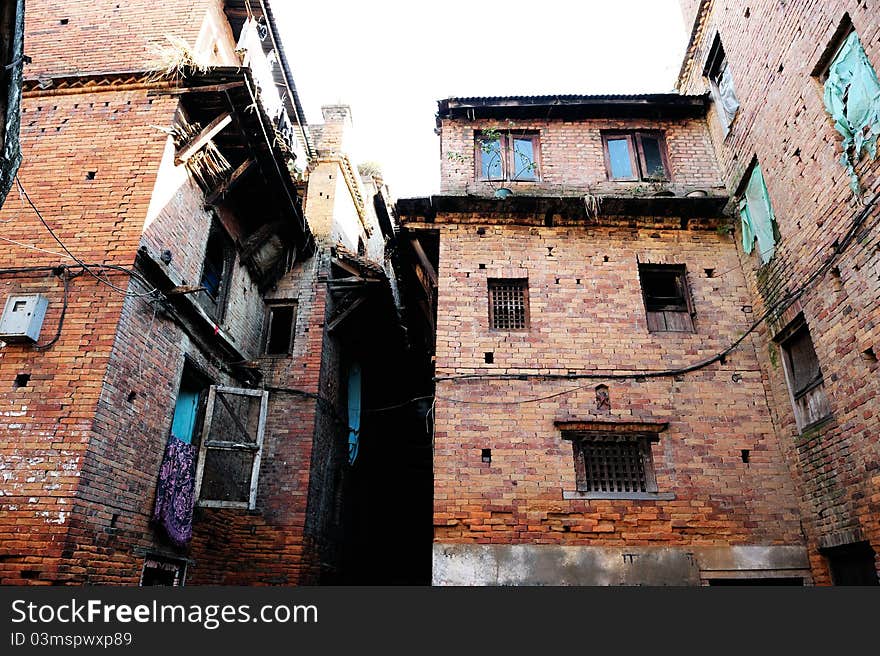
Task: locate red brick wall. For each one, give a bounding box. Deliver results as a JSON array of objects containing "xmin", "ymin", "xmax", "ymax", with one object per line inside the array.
[
  {"xmin": 439, "ymin": 116, "xmax": 724, "ymax": 196},
  {"xmin": 1, "ymin": 0, "xmax": 350, "ymax": 586},
  {"xmin": 24, "ymin": 0, "xmax": 234, "ymax": 79},
  {"xmin": 678, "ymin": 0, "xmax": 880, "ymax": 583},
  {"xmin": 0, "ymin": 88, "xmax": 173, "ymax": 584},
  {"xmin": 431, "ymin": 221, "xmax": 804, "ymax": 549}
]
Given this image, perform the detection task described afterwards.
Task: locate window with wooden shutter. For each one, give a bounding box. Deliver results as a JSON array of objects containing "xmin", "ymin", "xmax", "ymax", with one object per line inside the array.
[
  {"xmin": 777, "ymin": 317, "xmax": 832, "ymax": 431},
  {"xmin": 194, "ymin": 386, "xmax": 269, "ymax": 510},
  {"xmin": 638, "ymin": 264, "xmax": 695, "ymax": 332}
]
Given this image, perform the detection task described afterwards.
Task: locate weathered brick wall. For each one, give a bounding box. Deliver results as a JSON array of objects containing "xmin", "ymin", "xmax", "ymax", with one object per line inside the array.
[
  {"xmin": 431, "ymin": 221, "xmax": 804, "ymax": 550},
  {"xmin": 24, "ymin": 0, "xmax": 236, "ymax": 79},
  {"xmin": 56, "ymin": 249, "xmax": 333, "ymax": 585},
  {"xmin": 439, "ymin": 116, "xmax": 725, "ymax": 196},
  {"xmin": 0, "ymin": 88, "xmax": 173, "ymax": 584},
  {"xmin": 678, "ymin": 0, "xmax": 880, "ymax": 583},
  {"xmin": 1, "ymin": 0, "xmax": 351, "ymax": 586},
  {"xmin": 678, "ymin": 0, "xmax": 705, "ymax": 34},
  {"xmin": 141, "ymin": 135, "xmax": 265, "ymax": 358}
]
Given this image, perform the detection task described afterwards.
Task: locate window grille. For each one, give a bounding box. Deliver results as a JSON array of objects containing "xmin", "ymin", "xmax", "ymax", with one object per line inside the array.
[
  {"xmin": 573, "ymin": 434, "xmax": 658, "ymax": 494},
  {"xmin": 488, "ymin": 279, "xmax": 528, "ymax": 330}
]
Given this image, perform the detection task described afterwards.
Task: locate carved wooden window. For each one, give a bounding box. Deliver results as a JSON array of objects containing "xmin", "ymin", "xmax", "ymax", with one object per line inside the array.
[
  {"xmin": 488, "ymin": 278, "xmax": 529, "ymax": 330},
  {"xmin": 639, "ymin": 264, "xmax": 695, "ymax": 332},
  {"xmin": 777, "ymin": 317, "xmax": 832, "ymax": 431},
  {"xmin": 572, "ymin": 433, "xmax": 658, "ymax": 494},
  {"xmin": 194, "ymin": 386, "xmax": 268, "ymax": 510}
]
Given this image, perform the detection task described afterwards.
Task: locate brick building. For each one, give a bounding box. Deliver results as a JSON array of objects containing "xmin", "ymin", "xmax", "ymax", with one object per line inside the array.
[
  {"xmin": 0, "ymin": 0, "xmax": 426, "ymax": 586},
  {"xmin": 398, "ymin": 94, "xmax": 811, "ymax": 585},
  {"xmin": 678, "ymin": 0, "xmax": 880, "ymax": 585}
]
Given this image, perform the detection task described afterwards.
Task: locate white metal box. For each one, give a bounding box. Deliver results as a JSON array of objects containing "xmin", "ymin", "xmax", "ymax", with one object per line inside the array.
[{"xmin": 0, "ymin": 294, "xmax": 49, "ymax": 342}]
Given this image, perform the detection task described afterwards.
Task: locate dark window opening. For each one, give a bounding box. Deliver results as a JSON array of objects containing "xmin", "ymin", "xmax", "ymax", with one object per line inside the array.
[
  {"xmin": 639, "ymin": 264, "xmax": 694, "ymax": 332},
  {"xmin": 264, "ymin": 302, "xmax": 297, "ymax": 356},
  {"xmin": 140, "ymin": 556, "xmax": 186, "ymax": 586},
  {"xmin": 481, "ymin": 448, "xmax": 492, "ymax": 463},
  {"xmin": 602, "ymin": 131, "xmax": 669, "ymax": 181},
  {"xmin": 199, "ymin": 223, "xmax": 234, "ymax": 321},
  {"xmin": 13, "ymin": 373, "xmax": 29, "ymax": 388},
  {"xmin": 488, "ymin": 279, "xmax": 529, "ymax": 331},
  {"xmin": 572, "ymin": 433, "xmax": 658, "ymax": 494},
  {"xmin": 704, "ymin": 35, "xmax": 740, "ymax": 131},
  {"xmin": 822, "ymin": 542, "xmax": 878, "ymax": 586},
  {"xmin": 476, "ymin": 131, "xmax": 541, "ymax": 182},
  {"xmin": 777, "ymin": 317, "xmax": 832, "ymax": 430}
]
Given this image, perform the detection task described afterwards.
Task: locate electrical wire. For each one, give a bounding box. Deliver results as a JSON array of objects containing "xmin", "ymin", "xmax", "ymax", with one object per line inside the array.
[
  {"xmin": 423, "ymin": 191, "xmax": 880, "ymax": 401},
  {"xmin": 13, "ymin": 174, "xmax": 161, "ymax": 298},
  {"xmin": 32, "ymin": 266, "xmax": 72, "ymax": 351}
]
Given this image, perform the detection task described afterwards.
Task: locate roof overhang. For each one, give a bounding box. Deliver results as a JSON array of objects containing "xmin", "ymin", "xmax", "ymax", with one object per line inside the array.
[
  {"xmin": 223, "ymin": 0, "xmax": 312, "ymax": 158},
  {"xmin": 396, "ymin": 194, "xmax": 729, "ymax": 229},
  {"xmin": 172, "ymin": 66, "xmax": 313, "ymax": 254},
  {"xmin": 438, "ymin": 94, "xmax": 709, "ymax": 122}
]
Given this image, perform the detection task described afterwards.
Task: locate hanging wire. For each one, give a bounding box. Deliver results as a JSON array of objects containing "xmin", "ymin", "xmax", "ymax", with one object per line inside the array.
[
  {"xmin": 32, "ymin": 266, "xmax": 73, "ymax": 351},
  {"xmin": 13, "ymin": 174, "xmax": 160, "ymax": 298}
]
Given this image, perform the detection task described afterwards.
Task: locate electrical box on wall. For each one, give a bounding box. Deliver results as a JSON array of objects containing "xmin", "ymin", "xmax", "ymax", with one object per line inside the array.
[{"xmin": 0, "ymin": 294, "xmax": 49, "ymax": 342}]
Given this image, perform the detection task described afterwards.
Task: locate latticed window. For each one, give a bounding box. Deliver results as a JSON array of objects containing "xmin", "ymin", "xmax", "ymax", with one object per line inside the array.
[
  {"xmin": 194, "ymin": 386, "xmax": 269, "ymax": 510},
  {"xmin": 572, "ymin": 434, "xmax": 658, "ymax": 494},
  {"xmin": 488, "ymin": 279, "xmax": 529, "ymax": 330}
]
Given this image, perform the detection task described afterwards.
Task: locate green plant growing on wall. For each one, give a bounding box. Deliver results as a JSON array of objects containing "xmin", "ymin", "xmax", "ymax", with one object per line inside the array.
[{"xmin": 447, "ymin": 120, "xmax": 539, "ymax": 198}]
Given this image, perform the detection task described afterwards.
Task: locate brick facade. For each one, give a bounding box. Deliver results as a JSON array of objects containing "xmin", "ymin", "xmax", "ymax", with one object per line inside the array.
[
  {"xmin": 440, "ymin": 116, "xmax": 724, "ymax": 197},
  {"xmin": 0, "ymin": 0, "xmax": 407, "ymax": 586},
  {"xmin": 678, "ymin": 0, "xmax": 880, "ymax": 584},
  {"xmin": 400, "ymin": 97, "xmax": 813, "ymax": 585}
]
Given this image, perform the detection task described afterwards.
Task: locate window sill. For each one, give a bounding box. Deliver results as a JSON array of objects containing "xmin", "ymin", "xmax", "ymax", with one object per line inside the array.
[
  {"xmin": 563, "ymin": 491, "xmax": 675, "ymax": 501},
  {"xmin": 197, "ymin": 500, "xmax": 253, "ymax": 510},
  {"xmin": 797, "ymin": 414, "xmax": 834, "ymax": 437}
]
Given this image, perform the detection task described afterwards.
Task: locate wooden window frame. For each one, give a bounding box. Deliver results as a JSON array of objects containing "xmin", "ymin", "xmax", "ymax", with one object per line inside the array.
[
  {"xmin": 775, "ymin": 316, "xmax": 832, "ymax": 431},
  {"xmin": 638, "ymin": 264, "xmax": 695, "ymax": 333},
  {"xmin": 199, "ymin": 221, "xmax": 235, "ymax": 323},
  {"xmin": 475, "ymin": 131, "xmax": 541, "ymax": 182},
  {"xmin": 140, "ymin": 555, "xmax": 187, "ymax": 586},
  {"xmin": 812, "ymin": 14, "xmax": 855, "ymax": 83},
  {"xmin": 262, "ymin": 301, "xmax": 297, "ymax": 356},
  {"xmin": 569, "ymin": 432, "xmax": 661, "ymax": 499},
  {"xmin": 601, "ymin": 131, "xmax": 670, "ymax": 182},
  {"xmin": 194, "ymin": 385, "xmax": 269, "ymax": 510},
  {"xmin": 487, "ymin": 278, "xmax": 530, "ymax": 331}
]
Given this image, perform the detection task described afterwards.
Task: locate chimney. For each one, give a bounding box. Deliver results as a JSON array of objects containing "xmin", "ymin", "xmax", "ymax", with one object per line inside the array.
[{"xmin": 316, "ymin": 104, "xmax": 353, "ymax": 154}]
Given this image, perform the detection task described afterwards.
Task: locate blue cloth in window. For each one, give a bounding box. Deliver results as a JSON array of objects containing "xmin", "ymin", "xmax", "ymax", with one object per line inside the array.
[
  {"xmin": 347, "ymin": 363, "xmax": 362, "ymax": 465},
  {"xmin": 739, "ymin": 164, "xmax": 778, "ymax": 264},
  {"xmin": 823, "ymin": 31, "xmax": 880, "ymax": 195},
  {"xmin": 170, "ymin": 387, "xmax": 200, "ymax": 444}
]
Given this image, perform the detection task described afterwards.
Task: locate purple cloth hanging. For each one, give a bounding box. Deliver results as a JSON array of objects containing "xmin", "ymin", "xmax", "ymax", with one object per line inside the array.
[{"xmin": 152, "ymin": 435, "xmax": 197, "ymax": 548}]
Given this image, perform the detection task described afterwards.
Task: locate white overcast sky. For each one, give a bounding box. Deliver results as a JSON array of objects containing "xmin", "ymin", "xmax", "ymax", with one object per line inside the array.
[{"xmin": 271, "ymin": 0, "xmax": 689, "ymax": 198}]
